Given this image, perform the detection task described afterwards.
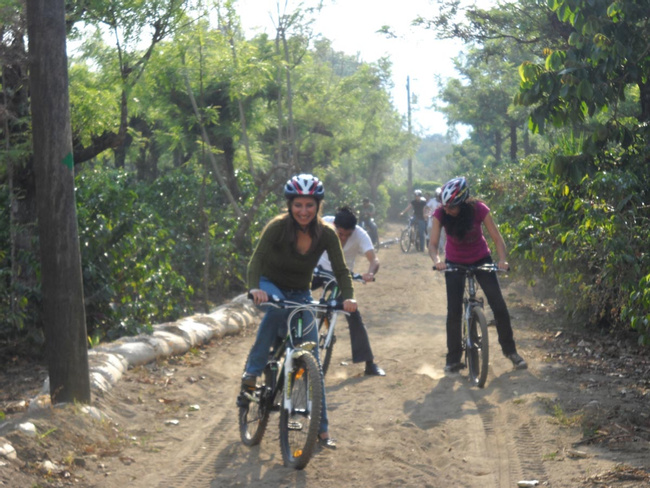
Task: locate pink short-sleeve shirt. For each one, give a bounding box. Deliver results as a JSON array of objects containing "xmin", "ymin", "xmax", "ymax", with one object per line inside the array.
[{"xmin": 433, "ymin": 201, "xmax": 491, "ymax": 264}]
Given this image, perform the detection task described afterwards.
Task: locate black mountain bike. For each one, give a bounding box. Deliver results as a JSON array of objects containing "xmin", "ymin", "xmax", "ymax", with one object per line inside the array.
[
  {"xmin": 440, "ymin": 263, "xmax": 502, "ymax": 388},
  {"xmin": 400, "ymin": 216, "xmax": 426, "ymax": 253},
  {"xmin": 312, "ymin": 267, "xmax": 366, "ymax": 376},
  {"xmin": 238, "ymin": 295, "xmax": 342, "ymax": 469}
]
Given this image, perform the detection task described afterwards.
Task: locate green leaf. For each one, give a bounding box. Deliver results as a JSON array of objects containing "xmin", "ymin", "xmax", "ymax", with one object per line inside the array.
[{"xmin": 577, "ymin": 79, "xmax": 593, "ymax": 100}]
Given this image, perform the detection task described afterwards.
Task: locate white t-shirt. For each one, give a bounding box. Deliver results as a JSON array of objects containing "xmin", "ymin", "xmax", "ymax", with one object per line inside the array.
[
  {"xmin": 426, "ymin": 198, "xmax": 440, "ymax": 225},
  {"xmin": 318, "ymin": 216, "xmax": 374, "ymax": 272}
]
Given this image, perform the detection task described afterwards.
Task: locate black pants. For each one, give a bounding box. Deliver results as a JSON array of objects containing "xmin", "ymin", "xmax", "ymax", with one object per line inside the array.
[
  {"xmin": 312, "ymin": 276, "xmax": 374, "ymax": 363},
  {"xmin": 444, "ymin": 256, "xmax": 516, "ymax": 364}
]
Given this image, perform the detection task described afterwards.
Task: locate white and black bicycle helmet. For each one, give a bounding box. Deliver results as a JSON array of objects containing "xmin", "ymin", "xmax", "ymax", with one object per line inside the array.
[
  {"xmin": 440, "ymin": 177, "xmax": 469, "ymax": 207},
  {"xmin": 284, "ymin": 173, "xmax": 325, "ymax": 200}
]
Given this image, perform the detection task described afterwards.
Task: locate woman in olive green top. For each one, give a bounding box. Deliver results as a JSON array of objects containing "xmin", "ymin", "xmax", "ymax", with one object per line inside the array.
[{"xmin": 243, "ymin": 174, "xmax": 357, "ymax": 449}]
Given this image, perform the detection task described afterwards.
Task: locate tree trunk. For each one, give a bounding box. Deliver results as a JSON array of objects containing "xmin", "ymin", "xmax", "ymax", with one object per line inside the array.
[
  {"xmin": 494, "ymin": 130, "xmax": 502, "ymax": 164},
  {"xmin": 26, "ymin": 0, "xmax": 90, "ymax": 404},
  {"xmin": 222, "ymin": 137, "xmax": 240, "ymax": 200},
  {"xmin": 523, "ymin": 125, "xmax": 531, "ymax": 156},
  {"xmin": 509, "ymin": 120, "xmax": 518, "ymax": 162}
]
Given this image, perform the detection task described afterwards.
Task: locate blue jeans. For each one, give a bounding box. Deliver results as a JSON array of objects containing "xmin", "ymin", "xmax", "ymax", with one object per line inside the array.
[{"xmin": 245, "ymin": 277, "xmax": 330, "ymax": 433}]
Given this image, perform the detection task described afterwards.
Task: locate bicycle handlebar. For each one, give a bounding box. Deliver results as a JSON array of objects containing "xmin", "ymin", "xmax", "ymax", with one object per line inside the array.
[
  {"xmin": 247, "ymin": 292, "xmax": 346, "ymax": 311},
  {"xmin": 313, "ymin": 267, "xmax": 372, "ymax": 283},
  {"xmin": 433, "ymin": 263, "xmax": 508, "ymax": 273}
]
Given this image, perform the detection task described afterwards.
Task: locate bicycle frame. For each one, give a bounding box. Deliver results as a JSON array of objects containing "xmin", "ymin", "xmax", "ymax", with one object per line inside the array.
[
  {"xmin": 312, "ymin": 267, "xmax": 364, "ymax": 351},
  {"xmin": 440, "ymin": 263, "xmax": 499, "ymax": 387},
  {"xmin": 253, "ymin": 300, "xmax": 320, "ymax": 413},
  {"xmin": 239, "ymin": 295, "xmax": 346, "ymax": 468},
  {"xmin": 316, "ymin": 277, "xmax": 341, "ymax": 350},
  {"xmin": 462, "ymin": 270, "xmax": 484, "ymax": 337}
]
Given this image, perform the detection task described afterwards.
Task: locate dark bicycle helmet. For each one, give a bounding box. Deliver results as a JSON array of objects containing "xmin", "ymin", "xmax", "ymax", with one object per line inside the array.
[
  {"xmin": 284, "ymin": 173, "xmax": 325, "ymax": 200},
  {"xmin": 440, "ymin": 177, "xmax": 469, "ymax": 207}
]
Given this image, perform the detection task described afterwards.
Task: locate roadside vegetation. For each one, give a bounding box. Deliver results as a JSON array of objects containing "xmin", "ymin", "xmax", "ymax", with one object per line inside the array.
[{"xmin": 1, "ymin": 0, "xmax": 648, "ymax": 359}]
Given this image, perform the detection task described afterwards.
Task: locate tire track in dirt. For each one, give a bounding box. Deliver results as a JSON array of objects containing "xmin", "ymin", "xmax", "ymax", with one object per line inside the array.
[
  {"xmin": 64, "ymin": 222, "xmax": 644, "ymax": 488},
  {"xmin": 155, "ymin": 414, "xmax": 238, "ymax": 488}
]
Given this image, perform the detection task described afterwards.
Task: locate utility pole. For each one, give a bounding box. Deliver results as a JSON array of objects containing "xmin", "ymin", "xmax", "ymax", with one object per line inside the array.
[{"xmin": 406, "ymin": 76, "xmax": 413, "ymax": 195}]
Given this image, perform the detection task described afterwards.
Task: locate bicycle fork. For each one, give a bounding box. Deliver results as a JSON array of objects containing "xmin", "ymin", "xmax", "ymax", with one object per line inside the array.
[{"xmin": 320, "ymin": 312, "xmax": 338, "ymax": 348}]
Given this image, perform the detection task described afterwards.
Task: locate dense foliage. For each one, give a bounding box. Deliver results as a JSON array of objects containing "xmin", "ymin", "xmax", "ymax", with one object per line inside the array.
[
  {"xmin": 2, "ymin": 0, "xmax": 649, "ymax": 351},
  {"xmin": 0, "ymin": 1, "xmax": 413, "ymax": 349},
  {"xmin": 425, "ymin": 0, "xmax": 650, "ymax": 343}
]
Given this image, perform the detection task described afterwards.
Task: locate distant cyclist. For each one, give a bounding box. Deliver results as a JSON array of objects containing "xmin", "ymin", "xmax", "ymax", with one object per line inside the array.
[
  {"xmin": 400, "ymin": 189, "xmax": 428, "ymax": 252},
  {"xmin": 428, "ymin": 177, "xmax": 527, "ymax": 372},
  {"xmin": 314, "ymin": 206, "xmax": 386, "ymax": 377},
  {"xmin": 359, "ymin": 197, "xmax": 379, "ymax": 246},
  {"xmin": 242, "ymin": 173, "xmax": 357, "ymax": 449}
]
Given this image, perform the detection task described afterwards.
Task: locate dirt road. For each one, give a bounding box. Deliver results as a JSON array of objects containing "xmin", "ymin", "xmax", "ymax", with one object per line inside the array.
[{"xmin": 3, "ymin": 224, "xmax": 649, "ymax": 487}]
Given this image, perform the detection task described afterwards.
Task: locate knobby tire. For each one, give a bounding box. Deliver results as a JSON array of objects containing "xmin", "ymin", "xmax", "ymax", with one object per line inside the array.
[
  {"xmin": 238, "ymin": 365, "xmax": 273, "ymax": 446},
  {"xmin": 318, "ymin": 314, "xmax": 336, "ymax": 377},
  {"xmin": 467, "ymin": 306, "xmax": 489, "ymax": 388},
  {"xmin": 400, "ymin": 228, "xmax": 412, "ymax": 253},
  {"xmin": 279, "ymin": 352, "xmax": 323, "ymax": 469}
]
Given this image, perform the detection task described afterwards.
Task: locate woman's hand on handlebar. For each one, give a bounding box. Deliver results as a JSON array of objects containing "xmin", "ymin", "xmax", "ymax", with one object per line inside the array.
[
  {"xmin": 433, "ymin": 261, "xmax": 446, "ymax": 271},
  {"xmin": 342, "ymin": 299, "xmax": 357, "ymax": 313},
  {"xmin": 249, "ymin": 288, "xmax": 268, "ymax": 305}
]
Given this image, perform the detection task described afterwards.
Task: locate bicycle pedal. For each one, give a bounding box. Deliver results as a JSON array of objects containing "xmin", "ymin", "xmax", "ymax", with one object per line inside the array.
[
  {"xmin": 287, "ymin": 421, "xmax": 303, "ymax": 431},
  {"xmin": 236, "ymin": 392, "xmax": 252, "ymax": 407}
]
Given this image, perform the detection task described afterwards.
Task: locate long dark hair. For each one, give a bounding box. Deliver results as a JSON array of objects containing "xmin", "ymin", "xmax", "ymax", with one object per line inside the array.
[
  {"xmin": 279, "ymin": 197, "xmax": 324, "ymax": 253},
  {"xmin": 441, "ymin": 198, "xmax": 477, "ymax": 240}
]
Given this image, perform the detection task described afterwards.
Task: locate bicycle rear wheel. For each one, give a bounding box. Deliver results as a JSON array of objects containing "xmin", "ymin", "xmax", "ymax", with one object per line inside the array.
[
  {"xmin": 239, "ymin": 365, "xmax": 273, "ymax": 446},
  {"xmin": 318, "ymin": 314, "xmax": 337, "ymax": 377},
  {"xmin": 414, "ymin": 227, "xmax": 422, "ymax": 251},
  {"xmin": 279, "ymin": 352, "xmax": 323, "ymax": 469},
  {"xmin": 400, "ymin": 228, "xmax": 412, "ymax": 253},
  {"xmin": 466, "ymin": 306, "xmax": 489, "ymax": 388}
]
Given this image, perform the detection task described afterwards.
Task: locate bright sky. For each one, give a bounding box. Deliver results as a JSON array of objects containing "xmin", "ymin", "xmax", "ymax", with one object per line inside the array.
[{"xmin": 237, "ymin": 0, "xmax": 478, "ymax": 137}]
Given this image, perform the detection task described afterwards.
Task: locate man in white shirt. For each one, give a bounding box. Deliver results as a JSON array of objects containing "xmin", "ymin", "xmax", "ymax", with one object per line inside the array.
[
  {"xmin": 314, "ymin": 207, "xmax": 385, "ymax": 376},
  {"xmin": 425, "ymin": 187, "xmax": 445, "ymax": 253}
]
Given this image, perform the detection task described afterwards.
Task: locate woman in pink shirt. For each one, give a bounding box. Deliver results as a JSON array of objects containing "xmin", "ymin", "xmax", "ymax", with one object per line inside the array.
[{"xmin": 428, "ymin": 177, "xmax": 527, "ymax": 372}]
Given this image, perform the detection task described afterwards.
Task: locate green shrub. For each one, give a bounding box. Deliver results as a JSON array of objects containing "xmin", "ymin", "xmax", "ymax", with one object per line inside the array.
[{"xmin": 76, "ymin": 168, "xmax": 193, "ymax": 340}]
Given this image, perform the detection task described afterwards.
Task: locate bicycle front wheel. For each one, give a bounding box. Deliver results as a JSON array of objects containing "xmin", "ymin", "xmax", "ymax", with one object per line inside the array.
[
  {"xmin": 318, "ymin": 314, "xmax": 337, "ymax": 377},
  {"xmin": 279, "ymin": 352, "xmax": 323, "ymax": 469},
  {"xmin": 239, "ymin": 366, "xmax": 273, "ymax": 446},
  {"xmin": 466, "ymin": 306, "xmax": 490, "ymax": 388},
  {"xmin": 400, "ymin": 228, "xmax": 412, "ymax": 253}
]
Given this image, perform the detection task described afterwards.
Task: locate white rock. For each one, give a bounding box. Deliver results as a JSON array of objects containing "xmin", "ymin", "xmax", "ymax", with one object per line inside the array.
[
  {"xmin": 39, "ymin": 460, "xmax": 60, "ymax": 473},
  {"xmin": 18, "ymin": 422, "xmax": 37, "ymax": 436},
  {"xmin": 0, "ymin": 443, "xmax": 17, "ymax": 460},
  {"xmin": 80, "ymin": 405, "xmax": 107, "ymax": 421}
]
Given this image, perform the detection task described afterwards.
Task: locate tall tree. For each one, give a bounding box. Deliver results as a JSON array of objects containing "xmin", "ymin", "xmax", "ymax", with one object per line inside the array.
[{"xmin": 26, "ymin": 0, "xmax": 90, "ymax": 403}]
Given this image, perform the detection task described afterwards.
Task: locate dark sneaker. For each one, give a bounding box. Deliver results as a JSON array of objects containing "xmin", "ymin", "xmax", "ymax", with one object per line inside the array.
[
  {"xmin": 507, "ymin": 353, "xmax": 528, "ymax": 370},
  {"xmin": 241, "ymin": 373, "xmax": 257, "ymax": 390},
  {"xmin": 237, "ymin": 373, "xmax": 258, "ymax": 407},
  {"xmin": 236, "ymin": 392, "xmax": 250, "ymax": 407},
  {"xmin": 444, "ymin": 362, "xmax": 465, "ymax": 373},
  {"xmin": 364, "ymin": 363, "xmax": 386, "ymax": 376},
  {"xmin": 318, "ymin": 436, "xmax": 337, "ymax": 449}
]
